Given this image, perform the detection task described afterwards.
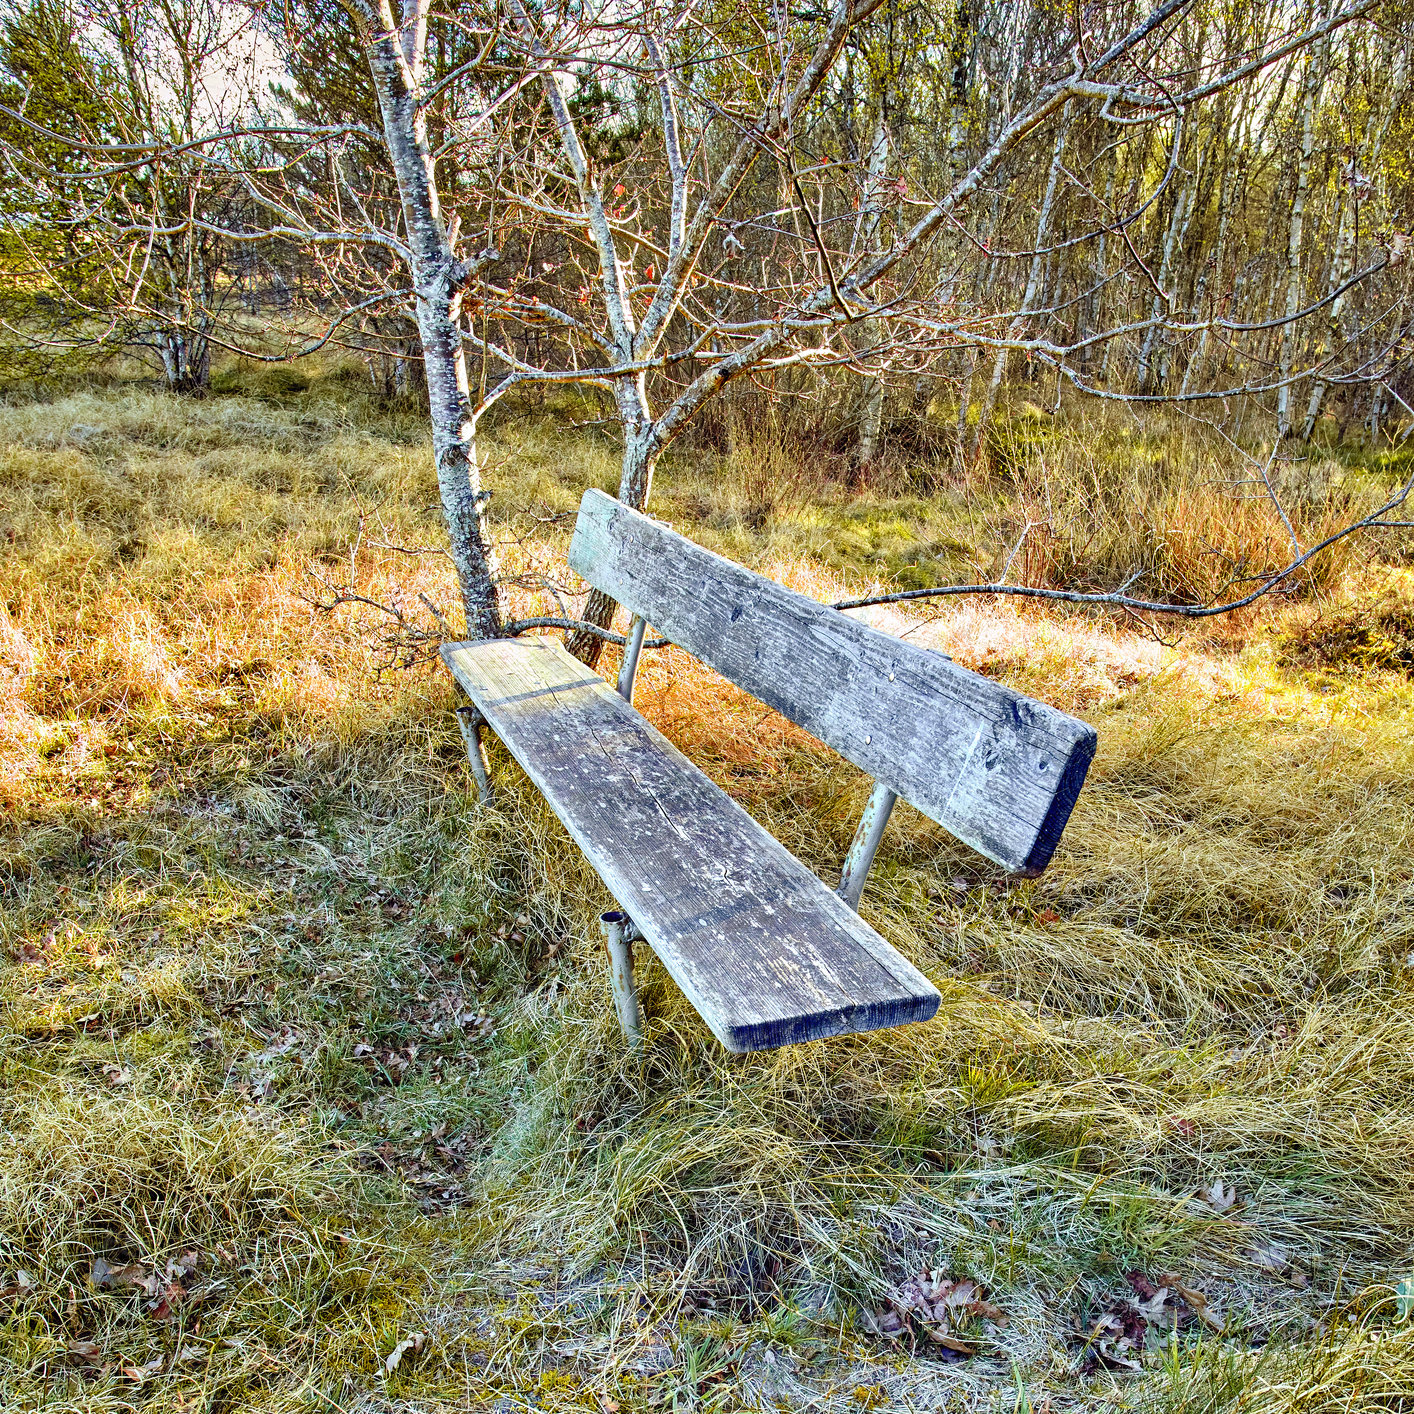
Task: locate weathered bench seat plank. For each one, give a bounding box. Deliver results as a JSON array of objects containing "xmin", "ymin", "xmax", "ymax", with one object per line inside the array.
[{"xmin": 442, "ymin": 637, "xmax": 941, "ymax": 1053}]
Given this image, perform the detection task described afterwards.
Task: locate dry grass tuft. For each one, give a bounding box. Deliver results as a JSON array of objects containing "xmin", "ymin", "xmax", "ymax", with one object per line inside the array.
[{"xmin": 1280, "ymin": 587, "xmax": 1414, "ymax": 678}]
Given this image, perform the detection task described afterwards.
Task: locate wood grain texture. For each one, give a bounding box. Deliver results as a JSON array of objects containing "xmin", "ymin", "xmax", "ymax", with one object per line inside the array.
[
  {"xmin": 568, "ymin": 488, "xmax": 1096, "ymax": 875},
  {"xmin": 441, "ymin": 638, "xmax": 940, "ymax": 1053}
]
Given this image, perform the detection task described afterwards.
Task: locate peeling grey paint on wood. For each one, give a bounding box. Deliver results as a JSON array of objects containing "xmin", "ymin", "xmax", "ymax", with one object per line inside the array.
[
  {"xmin": 568, "ymin": 488, "xmax": 1095, "ymax": 875},
  {"xmin": 441, "ymin": 638, "xmax": 940, "ymax": 1053}
]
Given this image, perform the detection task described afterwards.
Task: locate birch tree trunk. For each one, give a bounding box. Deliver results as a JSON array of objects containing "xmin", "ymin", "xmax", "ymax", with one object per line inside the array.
[
  {"xmin": 1137, "ymin": 144, "xmax": 1196, "ymax": 394},
  {"xmin": 1180, "ymin": 99, "xmax": 1244, "ymax": 397},
  {"xmin": 1301, "ymin": 190, "xmax": 1352, "ymax": 438},
  {"xmin": 362, "ymin": 0, "xmax": 502, "ymax": 640}
]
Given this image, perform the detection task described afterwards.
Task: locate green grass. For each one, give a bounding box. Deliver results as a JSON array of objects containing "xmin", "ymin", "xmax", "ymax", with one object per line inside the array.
[{"xmin": 2, "ymin": 375, "xmax": 1413, "ymax": 1411}]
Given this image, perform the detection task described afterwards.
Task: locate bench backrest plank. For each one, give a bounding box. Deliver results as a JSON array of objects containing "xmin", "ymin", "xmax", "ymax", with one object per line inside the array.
[{"xmin": 568, "ymin": 488, "xmax": 1095, "ymax": 876}]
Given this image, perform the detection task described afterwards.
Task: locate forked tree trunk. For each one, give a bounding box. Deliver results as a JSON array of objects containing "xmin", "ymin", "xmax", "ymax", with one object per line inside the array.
[
  {"xmin": 364, "ymin": 6, "xmax": 502, "ymax": 641},
  {"xmin": 159, "ymin": 325, "xmax": 211, "ymax": 394}
]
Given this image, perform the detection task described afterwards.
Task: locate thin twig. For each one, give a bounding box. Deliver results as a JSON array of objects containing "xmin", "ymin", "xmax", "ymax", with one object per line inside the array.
[{"xmin": 499, "ymin": 616, "xmax": 670, "ymax": 648}]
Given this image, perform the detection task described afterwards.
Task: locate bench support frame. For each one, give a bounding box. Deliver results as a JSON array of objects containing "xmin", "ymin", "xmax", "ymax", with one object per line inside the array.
[
  {"xmin": 600, "ymin": 910, "xmax": 643, "ymax": 1051},
  {"xmin": 837, "ymin": 781, "xmax": 899, "ymax": 910},
  {"xmin": 616, "ymin": 615, "xmax": 648, "ymax": 703},
  {"xmin": 456, "ymin": 704, "xmax": 492, "ymax": 804}
]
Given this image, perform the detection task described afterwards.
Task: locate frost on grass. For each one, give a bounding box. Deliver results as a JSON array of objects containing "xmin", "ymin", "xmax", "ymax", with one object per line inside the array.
[{"xmin": 2, "ymin": 384, "xmax": 1414, "ymax": 1412}]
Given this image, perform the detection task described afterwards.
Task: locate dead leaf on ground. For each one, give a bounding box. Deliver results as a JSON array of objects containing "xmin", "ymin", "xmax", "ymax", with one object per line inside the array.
[
  {"xmin": 1249, "ymin": 1241, "xmax": 1289, "ymax": 1273},
  {"xmin": 1197, "ymin": 1180, "xmax": 1239, "ymax": 1213},
  {"xmin": 101, "ymin": 1062, "xmax": 130, "ymax": 1087},
  {"xmin": 66, "ymin": 1339, "xmax": 103, "ymax": 1363},
  {"xmin": 1157, "ymin": 1272, "xmax": 1226, "ymax": 1333},
  {"xmin": 865, "ymin": 1271, "xmax": 1005, "ymax": 1359},
  {"xmin": 1078, "ymin": 1279, "xmax": 1171, "ymax": 1373},
  {"xmin": 384, "ymin": 1330, "xmax": 425, "ymax": 1374},
  {"xmin": 91, "ymin": 1258, "xmax": 151, "ymax": 1292},
  {"xmin": 123, "ymin": 1355, "xmax": 164, "ymax": 1383},
  {"xmin": 149, "ymin": 1281, "xmax": 185, "ymax": 1321}
]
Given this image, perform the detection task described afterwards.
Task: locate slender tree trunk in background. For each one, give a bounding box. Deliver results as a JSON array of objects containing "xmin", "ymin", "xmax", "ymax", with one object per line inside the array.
[
  {"xmin": 1181, "ymin": 114, "xmax": 1241, "ymax": 397},
  {"xmin": 1307, "ymin": 33, "xmax": 1405, "ymax": 439},
  {"xmin": 364, "ymin": 3, "xmax": 502, "ymax": 641},
  {"xmin": 1277, "ymin": 19, "xmax": 1325, "ymax": 438},
  {"xmin": 567, "ymin": 372, "xmax": 657, "ymax": 667},
  {"xmin": 855, "ymin": 119, "xmax": 891, "ymax": 471},
  {"xmin": 955, "ymin": 351, "xmax": 974, "ymax": 468},
  {"xmin": 972, "ymin": 104, "xmax": 1070, "ymax": 462},
  {"xmin": 1301, "ymin": 191, "xmax": 1351, "ymax": 438},
  {"xmin": 1083, "ymin": 161, "xmax": 1118, "ymax": 380},
  {"xmin": 1137, "ymin": 144, "xmax": 1196, "ymax": 394}
]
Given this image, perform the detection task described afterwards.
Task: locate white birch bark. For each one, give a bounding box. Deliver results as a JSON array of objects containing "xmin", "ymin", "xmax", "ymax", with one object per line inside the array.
[{"xmin": 361, "ymin": 0, "xmax": 502, "ymax": 639}]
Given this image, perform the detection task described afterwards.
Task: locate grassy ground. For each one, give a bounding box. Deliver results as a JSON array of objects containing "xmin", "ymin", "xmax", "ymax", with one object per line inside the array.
[{"xmin": 2, "ymin": 372, "xmax": 1413, "ymax": 1413}]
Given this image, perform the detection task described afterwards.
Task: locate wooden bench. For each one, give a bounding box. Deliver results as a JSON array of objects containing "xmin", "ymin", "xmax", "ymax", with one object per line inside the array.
[{"xmin": 440, "ymin": 488, "xmax": 1096, "ymax": 1054}]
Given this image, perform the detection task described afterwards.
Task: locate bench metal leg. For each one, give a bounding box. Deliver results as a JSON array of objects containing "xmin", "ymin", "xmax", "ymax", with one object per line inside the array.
[
  {"xmin": 455, "ymin": 705, "xmax": 492, "ymax": 805},
  {"xmin": 836, "ymin": 780, "xmax": 899, "ymax": 911},
  {"xmin": 616, "ymin": 615, "xmax": 648, "ymax": 704},
  {"xmin": 600, "ymin": 910, "xmax": 643, "ymax": 1052}
]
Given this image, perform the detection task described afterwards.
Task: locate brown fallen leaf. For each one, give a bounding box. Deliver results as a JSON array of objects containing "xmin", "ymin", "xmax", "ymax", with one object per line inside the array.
[
  {"xmin": 1198, "ymin": 1180, "xmax": 1239, "ymax": 1214},
  {"xmin": 66, "ymin": 1338, "xmax": 103, "ymax": 1362},
  {"xmin": 1249, "ymin": 1241, "xmax": 1289, "ymax": 1273},
  {"xmin": 877, "ymin": 1270, "xmax": 1004, "ymax": 1355},
  {"xmin": 860, "ymin": 1307, "xmax": 905, "ymax": 1339},
  {"xmin": 123, "ymin": 1355, "xmax": 164, "ymax": 1383},
  {"xmin": 968, "ymin": 1296, "xmax": 1008, "ymax": 1324},
  {"xmin": 1078, "ymin": 1301, "xmax": 1150, "ymax": 1373},
  {"xmin": 149, "ymin": 1280, "xmax": 185, "ymax": 1321},
  {"xmin": 923, "ymin": 1329, "xmax": 976, "ymax": 1354},
  {"xmin": 1159, "ymin": 1273, "xmax": 1226, "ymax": 1333},
  {"xmin": 91, "ymin": 1259, "xmax": 150, "ymax": 1291}
]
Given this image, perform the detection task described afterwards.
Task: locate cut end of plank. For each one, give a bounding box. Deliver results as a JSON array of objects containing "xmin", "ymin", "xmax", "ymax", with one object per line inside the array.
[{"xmin": 716, "ymin": 986, "xmax": 942, "ymax": 1053}]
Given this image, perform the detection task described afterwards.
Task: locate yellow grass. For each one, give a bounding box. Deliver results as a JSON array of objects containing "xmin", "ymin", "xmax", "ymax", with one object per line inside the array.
[{"xmin": 1, "ymin": 377, "xmax": 1412, "ymax": 1412}]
